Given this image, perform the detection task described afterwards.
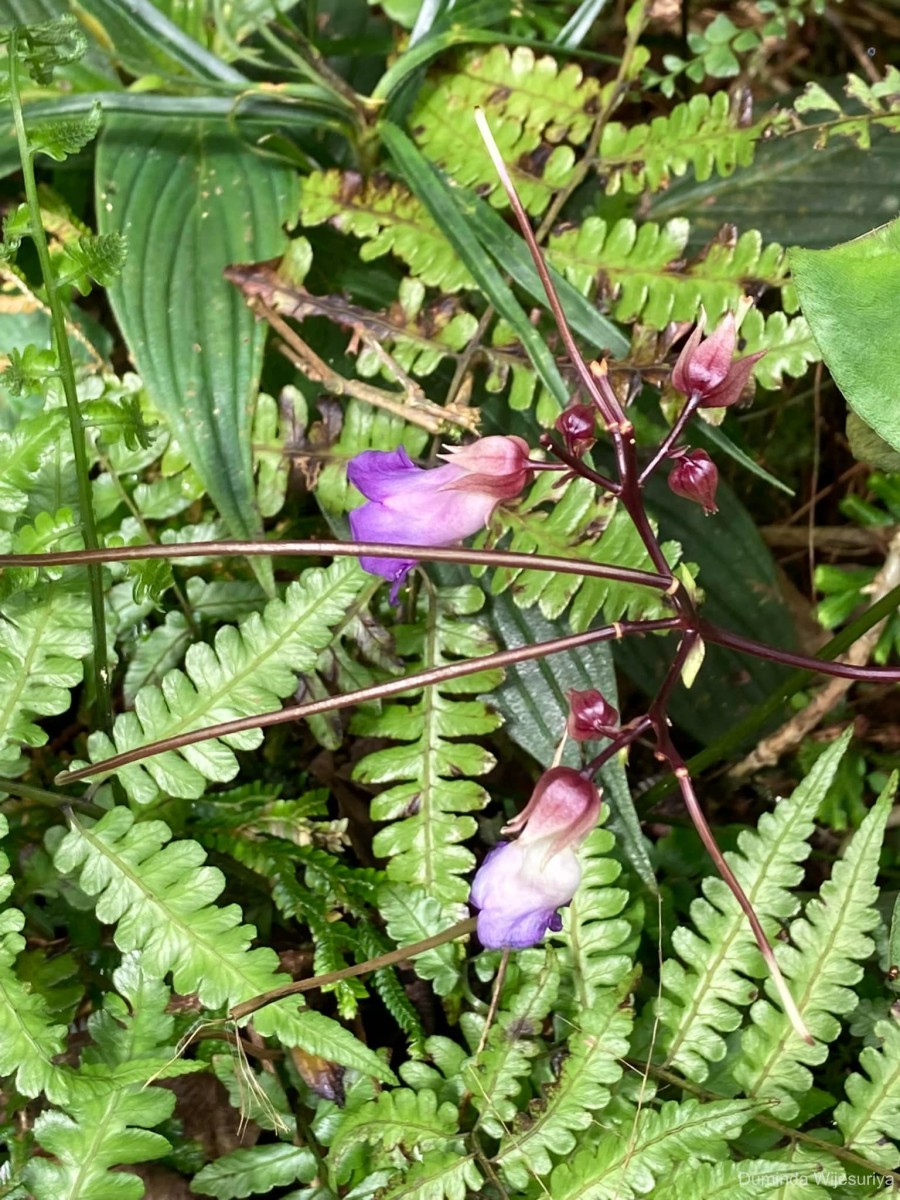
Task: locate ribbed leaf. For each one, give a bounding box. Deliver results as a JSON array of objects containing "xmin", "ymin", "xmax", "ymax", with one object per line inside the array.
[
  {"xmin": 352, "ymin": 585, "xmax": 502, "ymax": 913},
  {"xmin": 96, "ymin": 115, "xmax": 298, "ymax": 580},
  {"xmin": 53, "ymin": 808, "xmax": 396, "ymax": 1081},
  {"xmin": 732, "ymin": 778, "xmax": 894, "ymax": 1119},
  {"xmin": 192, "ymin": 1144, "xmax": 317, "ymax": 1199},
  {"xmin": 85, "ymin": 560, "xmax": 366, "ymax": 803},
  {"xmin": 330, "ymin": 1088, "xmax": 462, "ymax": 1184},
  {"xmin": 652, "ymin": 731, "xmax": 852, "ymax": 1082}
]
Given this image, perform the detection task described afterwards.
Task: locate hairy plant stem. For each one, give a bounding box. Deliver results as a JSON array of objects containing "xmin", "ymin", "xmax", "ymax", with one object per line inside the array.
[{"xmin": 8, "ymin": 34, "xmax": 112, "ymax": 735}]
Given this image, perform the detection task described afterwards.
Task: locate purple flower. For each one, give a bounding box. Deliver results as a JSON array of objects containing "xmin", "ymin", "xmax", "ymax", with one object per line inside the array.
[
  {"xmin": 470, "ymin": 767, "xmax": 601, "ymax": 950},
  {"xmin": 672, "ymin": 311, "xmax": 765, "ymax": 409},
  {"xmin": 347, "ymin": 437, "xmax": 532, "ymax": 600}
]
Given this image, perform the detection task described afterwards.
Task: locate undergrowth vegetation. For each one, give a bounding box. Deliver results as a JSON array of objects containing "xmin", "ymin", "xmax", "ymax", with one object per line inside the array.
[{"xmin": 0, "ymin": 2, "xmax": 899, "ymax": 1198}]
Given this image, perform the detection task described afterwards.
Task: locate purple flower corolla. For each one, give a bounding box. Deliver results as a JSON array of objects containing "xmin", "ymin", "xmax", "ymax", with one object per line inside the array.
[
  {"xmin": 347, "ymin": 436, "xmax": 532, "ymax": 599},
  {"xmin": 672, "ymin": 311, "xmax": 765, "ymax": 409},
  {"xmin": 667, "ymin": 448, "xmax": 719, "ymax": 514},
  {"xmin": 470, "ymin": 767, "xmax": 601, "ymax": 950}
]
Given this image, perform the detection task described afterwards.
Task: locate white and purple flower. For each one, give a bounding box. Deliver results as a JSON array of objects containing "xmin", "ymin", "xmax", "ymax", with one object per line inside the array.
[
  {"xmin": 470, "ymin": 767, "xmax": 601, "ymax": 950},
  {"xmin": 347, "ymin": 436, "xmax": 532, "ymax": 601}
]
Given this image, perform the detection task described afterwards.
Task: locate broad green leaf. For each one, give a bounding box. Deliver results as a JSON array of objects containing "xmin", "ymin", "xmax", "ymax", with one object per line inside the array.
[
  {"xmin": 791, "ymin": 217, "xmax": 900, "ymax": 455},
  {"xmin": 192, "ymin": 1144, "xmax": 317, "ymax": 1199},
  {"xmin": 95, "ymin": 115, "xmax": 299, "ymax": 586}
]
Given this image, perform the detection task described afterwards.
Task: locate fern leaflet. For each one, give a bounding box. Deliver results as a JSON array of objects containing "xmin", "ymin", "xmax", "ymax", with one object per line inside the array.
[
  {"xmin": 52, "ymin": 807, "xmax": 396, "ymax": 1081},
  {"xmin": 480, "ymin": 473, "xmax": 682, "ymax": 629},
  {"xmin": 651, "ymin": 730, "xmax": 852, "ymax": 1082},
  {"xmin": 351, "ymin": 584, "xmax": 503, "ymax": 912},
  {"xmin": 85, "ymin": 559, "xmax": 367, "ymax": 803},
  {"xmin": 731, "ymin": 779, "xmax": 894, "ymax": 1118},
  {"xmin": 835, "ymin": 1013, "xmax": 900, "ymax": 1170},
  {"xmin": 0, "ymin": 813, "xmax": 66, "ymax": 1097}
]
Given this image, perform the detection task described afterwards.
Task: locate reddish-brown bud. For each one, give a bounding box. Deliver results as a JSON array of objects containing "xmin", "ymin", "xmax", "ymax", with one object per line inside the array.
[
  {"xmin": 672, "ymin": 312, "xmax": 765, "ymax": 409},
  {"xmin": 566, "ymin": 688, "xmax": 619, "ymax": 741},
  {"xmin": 555, "ymin": 404, "xmax": 596, "ymax": 458},
  {"xmin": 667, "ymin": 449, "xmax": 719, "ymax": 514}
]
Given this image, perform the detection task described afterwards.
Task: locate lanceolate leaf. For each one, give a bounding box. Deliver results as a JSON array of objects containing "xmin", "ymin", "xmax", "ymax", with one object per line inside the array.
[{"xmin": 95, "ymin": 115, "xmax": 299, "ymax": 584}]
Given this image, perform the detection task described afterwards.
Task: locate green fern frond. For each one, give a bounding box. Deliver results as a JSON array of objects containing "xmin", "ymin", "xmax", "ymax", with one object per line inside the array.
[
  {"xmin": 301, "ymin": 170, "xmax": 474, "ymax": 292},
  {"xmin": 0, "ymin": 813, "xmax": 66, "ymax": 1097},
  {"xmin": 379, "ymin": 1150, "xmax": 483, "ymax": 1200},
  {"xmin": 191, "ymin": 1144, "xmax": 317, "ymax": 1199},
  {"xmin": 494, "ymin": 982, "xmax": 634, "ymax": 1189},
  {"xmin": 739, "ymin": 308, "xmax": 820, "ymax": 389},
  {"xmin": 378, "ymin": 881, "xmax": 465, "ymax": 997},
  {"xmin": 481, "ymin": 474, "xmax": 682, "ymax": 629},
  {"xmin": 52, "ymin": 807, "xmax": 396, "ymax": 1081},
  {"xmin": 25, "ymin": 954, "xmax": 196, "ymax": 1200},
  {"xmin": 794, "ymin": 69, "xmax": 900, "ymax": 148},
  {"xmin": 410, "ymin": 45, "xmax": 607, "ymax": 216},
  {"xmin": 464, "ymin": 951, "xmax": 560, "ymax": 1138},
  {"xmin": 599, "ymin": 92, "xmax": 789, "ymax": 195},
  {"xmin": 351, "ymin": 584, "xmax": 503, "ymax": 912},
  {"xmin": 653, "ymin": 1158, "xmax": 797, "ymax": 1198},
  {"xmin": 835, "ymin": 1013, "xmax": 900, "ymax": 1170},
  {"xmin": 0, "ymin": 579, "xmax": 93, "ymax": 777},
  {"xmin": 731, "ymin": 778, "xmax": 894, "ymax": 1119},
  {"xmin": 651, "ymin": 731, "xmax": 852, "ymax": 1083},
  {"xmin": 85, "ymin": 560, "xmax": 368, "ymax": 803},
  {"xmin": 329, "ymin": 1087, "xmax": 463, "ymax": 1185},
  {"xmin": 557, "ymin": 820, "xmax": 636, "ymax": 1009},
  {"xmin": 548, "ymin": 217, "xmax": 795, "ymax": 328},
  {"xmin": 549, "ymin": 1097, "xmax": 757, "ymax": 1198}
]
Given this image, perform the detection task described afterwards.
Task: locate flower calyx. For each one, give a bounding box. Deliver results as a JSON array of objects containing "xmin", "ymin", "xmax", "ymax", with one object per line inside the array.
[
  {"xmin": 555, "ymin": 403, "xmax": 597, "ymax": 458},
  {"xmin": 672, "ymin": 310, "xmax": 765, "ymax": 410},
  {"xmin": 667, "ymin": 447, "xmax": 719, "ymax": 514},
  {"xmin": 566, "ymin": 688, "xmax": 619, "ymax": 741}
]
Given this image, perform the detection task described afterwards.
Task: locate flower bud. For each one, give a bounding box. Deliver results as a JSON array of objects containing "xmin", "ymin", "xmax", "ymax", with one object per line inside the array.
[
  {"xmin": 469, "ymin": 767, "xmax": 601, "ymax": 949},
  {"xmin": 667, "ymin": 449, "xmax": 719, "ymax": 514},
  {"xmin": 555, "ymin": 404, "xmax": 596, "ymax": 458},
  {"xmin": 566, "ymin": 688, "xmax": 619, "ymax": 741},
  {"xmin": 672, "ymin": 311, "xmax": 765, "ymax": 409}
]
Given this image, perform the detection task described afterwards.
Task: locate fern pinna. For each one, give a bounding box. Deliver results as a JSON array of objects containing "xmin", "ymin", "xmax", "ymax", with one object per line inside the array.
[{"xmin": 1, "ymin": 6, "xmax": 900, "ymax": 1200}]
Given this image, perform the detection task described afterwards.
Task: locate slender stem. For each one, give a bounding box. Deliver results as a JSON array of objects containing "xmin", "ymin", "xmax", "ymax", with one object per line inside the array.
[
  {"xmin": 8, "ymin": 34, "xmax": 112, "ymax": 735},
  {"xmin": 653, "ymin": 725, "xmax": 813, "ymax": 1045},
  {"xmin": 0, "ymin": 538, "xmax": 671, "ymax": 593},
  {"xmin": 0, "ymin": 777, "xmax": 103, "ymax": 817},
  {"xmin": 55, "ymin": 617, "xmax": 681, "ymax": 785},
  {"xmin": 230, "ymin": 918, "xmax": 477, "ymax": 1022},
  {"xmin": 638, "ymin": 395, "xmax": 701, "ymax": 484},
  {"xmin": 583, "ymin": 714, "xmax": 651, "ymax": 780},
  {"xmin": 474, "ymin": 110, "xmax": 628, "ymax": 431},
  {"xmin": 700, "ymin": 619, "xmax": 900, "ymax": 683},
  {"xmin": 639, "ymin": 582, "xmax": 900, "ymax": 809},
  {"xmin": 539, "ymin": 432, "xmax": 620, "ymax": 494}
]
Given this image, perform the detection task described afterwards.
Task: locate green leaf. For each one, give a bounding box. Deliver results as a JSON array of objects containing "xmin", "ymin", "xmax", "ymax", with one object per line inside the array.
[
  {"xmin": 29, "ymin": 99, "xmax": 101, "ymax": 160},
  {"xmin": 53, "ymin": 809, "xmax": 397, "ymax": 1081},
  {"xmin": 650, "ymin": 730, "xmax": 852, "ymax": 1083},
  {"xmin": 731, "ymin": 776, "xmax": 895, "ymax": 1119},
  {"xmin": 95, "ymin": 115, "xmax": 299, "ymax": 585},
  {"xmin": 791, "ymin": 217, "xmax": 900, "ymax": 456},
  {"xmin": 380, "ymin": 120, "xmax": 570, "ymax": 409},
  {"xmin": 835, "ymin": 1013, "xmax": 900, "ymax": 1171},
  {"xmin": 330, "ymin": 1088, "xmax": 462, "ymax": 1185},
  {"xmin": 192, "ymin": 1144, "xmax": 317, "ymax": 1199},
  {"xmin": 85, "ymin": 560, "xmax": 366, "ymax": 803},
  {"xmin": 0, "ymin": 813, "xmax": 66, "ymax": 1096}
]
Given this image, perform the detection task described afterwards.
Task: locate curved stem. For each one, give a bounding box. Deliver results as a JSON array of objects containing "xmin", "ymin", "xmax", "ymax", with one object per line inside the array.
[
  {"xmin": 8, "ymin": 34, "xmax": 112, "ymax": 734},
  {"xmin": 639, "ymin": 395, "xmax": 701, "ymax": 484},
  {"xmin": 55, "ymin": 617, "xmax": 681, "ymax": 786},
  {"xmin": 0, "ymin": 538, "xmax": 671, "ymax": 593},
  {"xmin": 701, "ymin": 619, "xmax": 900, "ymax": 682}
]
